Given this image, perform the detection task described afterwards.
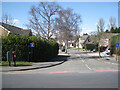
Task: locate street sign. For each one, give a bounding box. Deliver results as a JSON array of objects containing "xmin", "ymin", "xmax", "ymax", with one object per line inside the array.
[
  {"xmin": 115, "ymin": 43, "xmax": 119, "ymax": 47},
  {"xmin": 30, "ymin": 43, "xmax": 34, "ymax": 47}
]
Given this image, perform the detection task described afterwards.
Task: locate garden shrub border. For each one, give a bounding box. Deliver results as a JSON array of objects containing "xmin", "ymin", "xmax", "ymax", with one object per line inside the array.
[{"xmin": 2, "ymin": 34, "xmax": 59, "ymax": 62}]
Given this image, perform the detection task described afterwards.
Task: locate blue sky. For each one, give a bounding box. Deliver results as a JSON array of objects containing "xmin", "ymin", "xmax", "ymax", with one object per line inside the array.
[{"xmin": 2, "ymin": 2, "xmax": 118, "ymax": 35}]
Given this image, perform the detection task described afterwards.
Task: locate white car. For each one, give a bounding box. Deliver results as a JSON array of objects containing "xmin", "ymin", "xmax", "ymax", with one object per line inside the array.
[{"xmin": 105, "ymin": 48, "xmax": 110, "ymax": 55}]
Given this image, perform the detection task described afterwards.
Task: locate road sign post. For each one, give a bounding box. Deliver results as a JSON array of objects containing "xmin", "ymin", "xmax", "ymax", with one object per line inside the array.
[
  {"xmin": 115, "ymin": 43, "xmax": 119, "ymax": 61},
  {"xmin": 30, "ymin": 43, "xmax": 34, "ymax": 61}
]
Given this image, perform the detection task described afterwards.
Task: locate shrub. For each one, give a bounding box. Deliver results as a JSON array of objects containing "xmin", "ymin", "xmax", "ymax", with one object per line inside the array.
[
  {"xmin": 2, "ymin": 34, "xmax": 59, "ymax": 62},
  {"xmin": 85, "ymin": 43, "xmax": 96, "ymax": 51},
  {"xmin": 100, "ymin": 46, "xmax": 106, "ymax": 52},
  {"xmin": 110, "ymin": 35, "xmax": 120, "ymax": 55}
]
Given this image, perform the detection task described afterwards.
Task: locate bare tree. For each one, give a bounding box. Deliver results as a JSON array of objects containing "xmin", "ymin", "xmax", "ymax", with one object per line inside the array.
[
  {"xmin": 2, "ymin": 13, "xmax": 14, "ymax": 25},
  {"xmin": 98, "ymin": 18, "xmax": 105, "ymax": 32},
  {"xmin": 55, "ymin": 8, "xmax": 82, "ymax": 53},
  {"xmin": 97, "ymin": 18, "xmax": 105, "ymax": 58},
  {"xmin": 28, "ymin": 2, "xmax": 60, "ymax": 39},
  {"xmin": 108, "ymin": 16, "xmax": 116, "ymax": 29}
]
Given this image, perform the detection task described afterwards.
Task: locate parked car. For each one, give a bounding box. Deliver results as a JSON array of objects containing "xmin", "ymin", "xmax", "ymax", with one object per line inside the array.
[
  {"xmin": 61, "ymin": 46, "xmax": 65, "ymax": 52},
  {"xmin": 105, "ymin": 48, "xmax": 110, "ymax": 55}
]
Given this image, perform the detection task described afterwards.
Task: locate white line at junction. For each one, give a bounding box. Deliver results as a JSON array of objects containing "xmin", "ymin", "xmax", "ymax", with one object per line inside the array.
[{"xmin": 85, "ymin": 64, "xmax": 92, "ymax": 70}]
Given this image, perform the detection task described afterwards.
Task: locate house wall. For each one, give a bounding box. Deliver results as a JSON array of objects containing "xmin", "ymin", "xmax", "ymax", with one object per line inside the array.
[
  {"xmin": 99, "ymin": 38, "xmax": 110, "ymax": 47},
  {"xmin": 76, "ymin": 38, "xmax": 83, "ymax": 48},
  {"xmin": 0, "ymin": 27, "xmax": 9, "ymax": 36}
]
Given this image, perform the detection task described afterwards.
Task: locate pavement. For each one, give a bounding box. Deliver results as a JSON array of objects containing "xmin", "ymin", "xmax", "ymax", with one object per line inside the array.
[
  {"xmin": 0, "ymin": 51, "xmax": 69, "ymax": 72},
  {"xmin": 86, "ymin": 51, "xmax": 119, "ymax": 65}
]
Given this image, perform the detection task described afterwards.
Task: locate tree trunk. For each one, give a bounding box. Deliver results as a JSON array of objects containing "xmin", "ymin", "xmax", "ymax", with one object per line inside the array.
[
  {"xmin": 98, "ymin": 46, "xmax": 101, "ymax": 58},
  {"xmin": 65, "ymin": 40, "xmax": 68, "ymax": 53}
]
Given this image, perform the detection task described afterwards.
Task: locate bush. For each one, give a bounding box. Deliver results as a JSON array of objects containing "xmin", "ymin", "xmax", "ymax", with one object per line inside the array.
[
  {"xmin": 2, "ymin": 34, "xmax": 59, "ymax": 62},
  {"xmin": 100, "ymin": 46, "xmax": 106, "ymax": 52},
  {"xmin": 85, "ymin": 43, "xmax": 96, "ymax": 51},
  {"xmin": 110, "ymin": 35, "xmax": 120, "ymax": 55}
]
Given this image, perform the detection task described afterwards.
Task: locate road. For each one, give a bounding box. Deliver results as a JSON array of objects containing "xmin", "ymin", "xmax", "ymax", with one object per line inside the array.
[{"xmin": 2, "ymin": 50, "xmax": 119, "ymax": 88}]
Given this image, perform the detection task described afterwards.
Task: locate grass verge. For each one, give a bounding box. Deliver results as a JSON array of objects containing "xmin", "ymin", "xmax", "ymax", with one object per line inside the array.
[
  {"xmin": 0, "ymin": 61, "xmax": 33, "ymax": 66},
  {"xmin": 72, "ymin": 48, "xmax": 83, "ymax": 50}
]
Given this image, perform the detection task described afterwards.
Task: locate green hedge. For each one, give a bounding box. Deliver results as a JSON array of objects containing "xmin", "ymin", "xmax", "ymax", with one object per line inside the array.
[
  {"xmin": 110, "ymin": 35, "xmax": 120, "ymax": 55},
  {"xmin": 85, "ymin": 43, "xmax": 96, "ymax": 51},
  {"xmin": 2, "ymin": 34, "xmax": 59, "ymax": 62},
  {"xmin": 86, "ymin": 43, "xmax": 108, "ymax": 52},
  {"xmin": 100, "ymin": 46, "xmax": 106, "ymax": 52}
]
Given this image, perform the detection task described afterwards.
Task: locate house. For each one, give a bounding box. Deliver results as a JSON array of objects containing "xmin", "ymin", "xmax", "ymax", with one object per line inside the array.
[
  {"xmin": 99, "ymin": 33, "xmax": 118, "ymax": 48},
  {"xmin": 68, "ymin": 40, "xmax": 76, "ymax": 47},
  {"xmin": 67, "ymin": 36, "xmax": 79, "ymax": 48},
  {"xmin": 76, "ymin": 35, "xmax": 89, "ymax": 48},
  {"xmin": 0, "ymin": 23, "xmax": 32, "ymax": 36},
  {"xmin": 0, "ymin": 25, "xmax": 10, "ymax": 36}
]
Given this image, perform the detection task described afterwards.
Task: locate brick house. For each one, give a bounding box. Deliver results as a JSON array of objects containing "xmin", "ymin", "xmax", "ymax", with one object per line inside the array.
[
  {"xmin": 76, "ymin": 35, "xmax": 89, "ymax": 48},
  {"xmin": 0, "ymin": 23, "xmax": 32, "ymax": 36},
  {"xmin": 99, "ymin": 33, "xmax": 118, "ymax": 48},
  {"xmin": 0, "ymin": 25, "xmax": 10, "ymax": 36}
]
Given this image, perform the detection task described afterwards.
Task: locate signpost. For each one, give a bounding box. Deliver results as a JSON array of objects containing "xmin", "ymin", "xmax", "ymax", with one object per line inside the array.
[
  {"xmin": 30, "ymin": 42, "xmax": 34, "ymax": 61},
  {"xmin": 115, "ymin": 43, "xmax": 119, "ymax": 61}
]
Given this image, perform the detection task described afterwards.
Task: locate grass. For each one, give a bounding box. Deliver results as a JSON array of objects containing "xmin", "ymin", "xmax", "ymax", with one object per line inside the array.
[
  {"xmin": 71, "ymin": 48, "xmax": 83, "ymax": 50},
  {"xmin": 67, "ymin": 47, "xmax": 83, "ymax": 50},
  {"xmin": 0, "ymin": 61, "xmax": 33, "ymax": 66}
]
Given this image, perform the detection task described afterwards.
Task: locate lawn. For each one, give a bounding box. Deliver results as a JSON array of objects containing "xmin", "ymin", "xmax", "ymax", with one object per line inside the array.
[
  {"xmin": 0, "ymin": 61, "xmax": 33, "ymax": 66},
  {"xmin": 67, "ymin": 47, "xmax": 83, "ymax": 50}
]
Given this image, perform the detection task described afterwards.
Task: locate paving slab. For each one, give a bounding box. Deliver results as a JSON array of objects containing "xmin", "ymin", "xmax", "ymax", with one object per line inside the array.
[{"xmin": 0, "ymin": 52, "xmax": 69, "ymax": 72}]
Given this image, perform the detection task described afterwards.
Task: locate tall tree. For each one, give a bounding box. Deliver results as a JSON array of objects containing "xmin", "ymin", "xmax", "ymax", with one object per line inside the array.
[
  {"xmin": 55, "ymin": 8, "xmax": 82, "ymax": 53},
  {"xmin": 28, "ymin": 2, "xmax": 60, "ymax": 39},
  {"xmin": 2, "ymin": 13, "xmax": 14, "ymax": 25},
  {"xmin": 109, "ymin": 16, "xmax": 116, "ymax": 29},
  {"xmin": 97, "ymin": 18, "xmax": 105, "ymax": 57},
  {"xmin": 110, "ymin": 27, "xmax": 115, "ymax": 33},
  {"xmin": 98, "ymin": 18, "xmax": 105, "ymax": 32}
]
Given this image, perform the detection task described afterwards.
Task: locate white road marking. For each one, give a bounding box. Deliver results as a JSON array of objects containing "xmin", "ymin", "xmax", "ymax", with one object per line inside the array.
[
  {"xmin": 82, "ymin": 60, "xmax": 84, "ymax": 63},
  {"xmin": 85, "ymin": 64, "xmax": 92, "ymax": 70}
]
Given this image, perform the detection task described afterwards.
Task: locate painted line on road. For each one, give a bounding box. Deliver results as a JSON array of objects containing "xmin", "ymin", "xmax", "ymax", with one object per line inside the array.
[
  {"xmin": 50, "ymin": 71, "xmax": 74, "ymax": 74},
  {"xmin": 85, "ymin": 64, "xmax": 92, "ymax": 70},
  {"xmin": 82, "ymin": 60, "xmax": 84, "ymax": 63},
  {"xmin": 95, "ymin": 69, "xmax": 119, "ymax": 72}
]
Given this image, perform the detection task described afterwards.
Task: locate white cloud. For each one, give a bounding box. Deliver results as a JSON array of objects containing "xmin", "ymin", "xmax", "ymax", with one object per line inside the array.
[
  {"xmin": 80, "ymin": 27, "xmax": 96, "ymax": 35},
  {"xmin": 12, "ymin": 19, "xmax": 19, "ymax": 24},
  {"xmin": 4, "ymin": 19, "xmax": 19, "ymax": 24},
  {"xmin": 95, "ymin": 23, "xmax": 98, "ymax": 26}
]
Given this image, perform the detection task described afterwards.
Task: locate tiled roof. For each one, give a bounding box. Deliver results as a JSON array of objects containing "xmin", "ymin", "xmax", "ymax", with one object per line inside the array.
[
  {"xmin": 100, "ymin": 33, "xmax": 118, "ymax": 39},
  {"xmin": 0, "ymin": 22, "xmax": 32, "ymax": 36}
]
